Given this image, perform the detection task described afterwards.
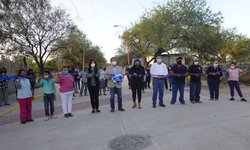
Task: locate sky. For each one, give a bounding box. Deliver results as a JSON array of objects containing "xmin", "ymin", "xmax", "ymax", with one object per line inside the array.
[{"xmin": 51, "ymin": 0, "xmax": 250, "ymax": 61}]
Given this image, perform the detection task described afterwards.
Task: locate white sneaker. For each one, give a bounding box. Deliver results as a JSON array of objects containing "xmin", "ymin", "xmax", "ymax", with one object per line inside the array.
[
  {"xmin": 44, "ymin": 116, "xmax": 50, "ymax": 121},
  {"xmin": 50, "ymin": 115, "xmax": 57, "ymax": 119}
]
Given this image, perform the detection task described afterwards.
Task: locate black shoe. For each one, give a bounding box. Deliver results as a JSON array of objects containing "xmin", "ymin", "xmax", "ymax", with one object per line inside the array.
[
  {"xmin": 64, "ymin": 114, "xmax": 69, "ymax": 118},
  {"xmin": 230, "ymin": 97, "xmax": 235, "ymax": 101},
  {"xmin": 21, "ymin": 122, "xmax": 26, "ymax": 124},
  {"xmin": 104, "ymin": 93, "xmax": 107, "ymax": 95},
  {"xmin": 68, "ymin": 113, "xmax": 73, "ymax": 117},
  {"xmin": 118, "ymin": 108, "xmax": 125, "ymax": 111},
  {"xmin": 96, "ymin": 110, "xmax": 101, "ymax": 113},
  {"xmin": 152, "ymin": 105, "xmax": 156, "ymax": 108},
  {"xmin": 159, "ymin": 104, "xmax": 166, "ymax": 107},
  {"xmin": 190, "ymin": 101, "xmax": 195, "ymax": 104},
  {"xmin": 4, "ymin": 103, "xmax": 10, "ymax": 106},
  {"xmin": 180, "ymin": 102, "xmax": 185, "ymax": 105},
  {"xmin": 110, "ymin": 109, "xmax": 115, "ymax": 112},
  {"xmin": 170, "ymin": 102, "xmax": 175, "ymax": 105},
  {"xmin": 92, "ymin": 110, "xmax": 95, "ymax": 113},
  {"xmin": 26, "ymin": 119, "xmax": 34, "ymax": 122},
  {"xmin": 241, "ymin": 98, "xmax": 247, "ymax": 102}
]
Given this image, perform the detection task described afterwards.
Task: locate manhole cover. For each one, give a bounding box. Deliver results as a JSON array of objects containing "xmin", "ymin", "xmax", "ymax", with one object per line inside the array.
[{"xmin": 108, "ymin": 134, "xmax": 151, "ymax": 150}]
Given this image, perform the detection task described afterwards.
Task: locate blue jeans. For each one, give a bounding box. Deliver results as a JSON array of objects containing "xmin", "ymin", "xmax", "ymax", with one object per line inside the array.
[
  {"xmin": 189, "ymin": 82, "xmax": 201, "ymax": 102},
  {"xmin": 171, "ymin": 84, "xmax": 185, "ymax": 104},
  {"xmin": 168, "ymin": 76, "xmax": 173, "ymax": 89},
  {"xmin": 207, "ymin": 79, "xmax": 220, "ymax": 99},
  {"xmin": 152, "ymin": 79, "xmax": 165, "ymax": 105},
  {"xmin": 110, "ymin": 87, "xmax": 122, "ymax": 109}
]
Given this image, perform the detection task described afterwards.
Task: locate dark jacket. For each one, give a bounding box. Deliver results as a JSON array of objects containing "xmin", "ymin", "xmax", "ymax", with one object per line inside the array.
[
  {"xmin": 172, "ymin": 64, "xmax": 188, "ymax": 84},
  {"xmin": 87, "ymin": 70, "xmax": 100, "ymax": 88},
  {"xmin": 188, "ymin": 64, "xmax": 203, "ymax": 83},
  {"xmin": 206, "ymin": 66, "xmax": 223, "ymax": 80},
  {"xmin": 129, "ymin": 65, "xmax": 145, "ymax": 88}
]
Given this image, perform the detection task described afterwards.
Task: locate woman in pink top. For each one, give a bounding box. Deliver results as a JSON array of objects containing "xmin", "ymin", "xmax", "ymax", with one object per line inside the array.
[
  {"xmin": 227, "ymin": 62, "xmax": 247, "ymax": 102},
  {"xmin": 55, "ymin": 66, "xmax": 75, "ymax": 118}
]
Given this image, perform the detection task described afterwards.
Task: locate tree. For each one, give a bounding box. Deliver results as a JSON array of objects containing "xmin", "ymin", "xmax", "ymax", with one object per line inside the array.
[
  {"xmin": 52, "ymin": 28, "xmax": 107, "ymax": 68},
  {"xmin": 119, "ymin": 0, "xmax": 224, "ymax": 65},
  {"xmin": 1, "ymin": 0, "xmax": 71, "ymax": 73}
]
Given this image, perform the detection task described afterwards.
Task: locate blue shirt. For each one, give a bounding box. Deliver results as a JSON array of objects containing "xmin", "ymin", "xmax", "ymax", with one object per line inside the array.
[
  {"xmin": 172, "ymin": 64, "xmax": 188, "ymax": 84},
  {"xmin": 16, "ymin": 78, "xmax": 33, "ymax": 99}
]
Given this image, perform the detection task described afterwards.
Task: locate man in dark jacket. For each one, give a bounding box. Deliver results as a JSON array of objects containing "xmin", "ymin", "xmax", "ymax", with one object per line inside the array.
[
  {"xmin": 188, "ymin": 57, "xmax": 203, "ymax": 104},
  {"xmin": 171, "ymin": 57, "xmax": 188, "ymax": 105}
]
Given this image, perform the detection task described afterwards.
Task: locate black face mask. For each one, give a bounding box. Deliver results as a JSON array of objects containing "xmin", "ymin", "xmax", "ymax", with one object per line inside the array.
[
  {"xmin": 177, "ymin": 61, "xmax": 182, "ymax": 65},
  {"xmin": 135, "ymin": 64, "xmax": 140, "ymax": 68}
]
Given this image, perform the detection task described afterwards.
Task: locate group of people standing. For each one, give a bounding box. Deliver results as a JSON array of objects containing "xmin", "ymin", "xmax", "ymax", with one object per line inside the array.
[
  {"xmin": 4, "ymin": 54, "xmax": 247, "ymax": 124},
  {"xmin": 149, "ymin": 55, "xmax": 247, "ymax": 108}
]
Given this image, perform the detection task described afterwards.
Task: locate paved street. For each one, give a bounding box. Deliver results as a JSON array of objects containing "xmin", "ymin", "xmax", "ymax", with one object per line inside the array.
[{"xmin": 0, "ymin": 80, "xmax": 250, "ymax": 150}]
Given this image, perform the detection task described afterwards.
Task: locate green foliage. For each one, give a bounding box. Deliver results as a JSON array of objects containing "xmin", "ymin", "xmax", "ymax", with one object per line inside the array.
[{"xmin": 52, "ymin": 27, "xmax": 107, "ymax": 69}]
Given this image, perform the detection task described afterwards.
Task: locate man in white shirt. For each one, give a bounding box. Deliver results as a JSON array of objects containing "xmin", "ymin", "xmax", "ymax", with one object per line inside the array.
[{"xmin": 150, "ymin": 55, "xmax": 168, "ymax": 108}]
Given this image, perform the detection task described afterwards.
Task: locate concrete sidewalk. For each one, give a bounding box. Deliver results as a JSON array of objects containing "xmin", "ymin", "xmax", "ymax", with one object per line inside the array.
[{"xmin": 0, "ymin": 81, "xmax": 250, "ymax": 150}]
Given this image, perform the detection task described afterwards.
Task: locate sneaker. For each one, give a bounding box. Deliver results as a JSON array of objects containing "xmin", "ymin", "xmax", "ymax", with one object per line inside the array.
[
  {"xmin": 26, "ymin": 119, "xmax": 34, "ymax": 122},
  {"xmin": 241, "ymin": 98, "xmax": 247, "ymax": 102},
  {"xmin": 92, "ymin": 110, "xmax": 95, "ymax": 113},
  {"xmin": 104, "ymin": 93, "xmax": 107, "ymax": 95},
  {"xmin": 118, "ymin": 108, "xmax": 125, "ymax": 111},
  {"xmin": 230, "ymin": 97, "xmax": 235, "ymax": 101},
  {"xmin": 152, "ymin": 104, "xmax": 156, "ymax": 108},
  {"xmin": 4, "ymin": 103, "xmax": 10, "ymax": 106},
  {"xmin": 159, "ymin": 104, "xmax": 166, "ymax": 107},
  {"xmin": 50, "ymin": 115, "xmax": 57, "ymax": 119},
  {"xmin": 110, "ymin": 109, "xmax": 115, "ymax": 112},
  {"xmin": 190, "ymin": 101, "xmax": 195, "ymax": 104},
  {"xmin": 44, "ymin": 116, "xmax": 50, "ymax": 121},
  {"xmin": 64, "ymin": 114, "xmax": 69, "ymax": 118},
  {"xmin": 180, "ymin": 102, "xmax": 185, "ymax": 105},
  {"xmin": 96, "ymin": 110, "xmax": 101, "ymax": 113},
  {"xmin": 68, "ymin": 113, "xmax": 73, "ymax": 117},
  {"xmin": 170, "ymin": 102, "xmax": 175, "ymax": 105}
]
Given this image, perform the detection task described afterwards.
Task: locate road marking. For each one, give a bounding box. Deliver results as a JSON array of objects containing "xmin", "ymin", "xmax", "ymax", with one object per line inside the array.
[{"xmin": 0, "ymin": 94, "xmax": 43, "ymax": 117}]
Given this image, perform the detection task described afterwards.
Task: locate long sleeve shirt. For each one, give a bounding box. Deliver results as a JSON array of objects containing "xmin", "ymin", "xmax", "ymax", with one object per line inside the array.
[
  {"xmin": 150, "ymin": 62, "xmax": 168, "ymax": 77},
  {"xmin": 55, "ymin": 74, "xmax": 74, "ymax": 93},
  {"xmin": 37, "ymin": 79, "xmax": 56, "ymax": 94}
]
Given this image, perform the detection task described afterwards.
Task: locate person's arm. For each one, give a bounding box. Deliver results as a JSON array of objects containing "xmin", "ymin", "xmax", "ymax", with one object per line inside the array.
[
  {"xmin": 52, "ymin": 80, "xmax": 57, "ymax": 94},
  {"xmin": 164, "ymin": 64, "xmax": 168, "ymax": 76},
  {"xmin": 150, "ymin": 64, "xmax": 155, "ymax": 77},
  {"xmin": 55, "ymin": 74, "xmax": 60, "ymax": 84},
  {"xmin": 17, "ymin": 78, "xmax": 21, "ymax": 89}
]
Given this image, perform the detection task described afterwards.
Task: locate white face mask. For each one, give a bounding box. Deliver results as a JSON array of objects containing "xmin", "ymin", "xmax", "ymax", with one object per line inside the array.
[
  {"xmin": 91, "ymin": 63, "xmax": 95, "ymax": 68},
  {"xmin": 230, "ymin": 66, "xmax": 235, "ymax": 69},
  {"xmin": 213, "ymin": 63, "xmax": 218, "ymax": 67},
  {"xmin": 112, "ymin": 61, "xmax": 117, "ymax": 66},
  {"xmin": 194, "ymin": 61, "xmax": 198, "ymax": 65},
  {"xmin": 157, "ymin": 59, "xmax": 162, "ymax": 63}
]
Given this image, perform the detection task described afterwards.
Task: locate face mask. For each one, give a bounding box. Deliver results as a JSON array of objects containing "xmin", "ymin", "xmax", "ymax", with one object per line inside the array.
[
  {"xmin": 135, "ymin": 63, "xmax": 140, "ymax": 67},
  {"xmin": 112, "ymin": 61, "xmax": 117, "ymax": 66},
  {"xmin": 177, "ymin": 61, "xmax": 182, "ymax": 65},
  {"xmin": 91, "ymin": 63, "xmax": 95, "ymax": 68},
  {"xmin": 63, "ymin": 70, "xmax": 68, "ymax": 75},
  {"xmin": 44, "ymin": 75, "xmax": 49, "ymax": 79},
  {"xmin": 194, "ymin": 61, "xmax": 198, "ymax": 65},
  {"xmin": 230, "ymin": 66, "xmax": 235, "ymax": 69},
  {"xmin": 157, "ymin": 59, "xmax": 162, "ymax": 63},
  {"xmin": 213, "ymin": 64, "xmax": 218, "ymax": 67}
]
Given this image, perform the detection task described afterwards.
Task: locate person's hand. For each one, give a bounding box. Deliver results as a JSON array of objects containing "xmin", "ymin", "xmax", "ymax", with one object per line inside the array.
[{"xmin": 36, "ymin": 75, "xmax": 41, "ymax": 82}]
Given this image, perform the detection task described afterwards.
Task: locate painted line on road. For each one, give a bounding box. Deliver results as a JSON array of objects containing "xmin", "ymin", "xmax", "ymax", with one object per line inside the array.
[{"xmin": 0, "ymin": 94, "xmax": 44, "ymax": 117}]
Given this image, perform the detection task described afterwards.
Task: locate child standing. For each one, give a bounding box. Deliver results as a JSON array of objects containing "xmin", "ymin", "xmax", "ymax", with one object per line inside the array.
[
  {"xmin": 227, "ymin": 62, "xmax": 247, "ymax": 102},
  {"xmin": 37, "ymin": 70, "xmax": 57, "ymax": 121}
]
